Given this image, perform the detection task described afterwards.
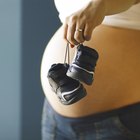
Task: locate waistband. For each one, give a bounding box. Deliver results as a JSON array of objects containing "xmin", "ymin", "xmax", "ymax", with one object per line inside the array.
[{"xmin": 45, "ymin": 98, "xmax": 140, "ymax": 124}]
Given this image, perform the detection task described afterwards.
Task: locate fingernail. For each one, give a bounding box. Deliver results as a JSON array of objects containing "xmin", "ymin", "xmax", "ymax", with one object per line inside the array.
[
  {"xmin": 71, "ymin": 45, "xmax": 75, "ymax": 48},
  {"xmin": 69, "ymin": 44, "xmax": 74, "ymax": 48}
]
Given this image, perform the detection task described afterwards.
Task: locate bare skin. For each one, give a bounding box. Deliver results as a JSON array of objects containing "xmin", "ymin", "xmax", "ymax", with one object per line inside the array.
[
  {"xmin": 40, "ymin": 25, "xmax": 140, "ymax": 117},
  {"xmin": 40, "ymin": 0, "xmax": 140, "ymax": 117},
  {"xmin": 63, "ymin": 0, "xmax": 140, "ymax": 48}
]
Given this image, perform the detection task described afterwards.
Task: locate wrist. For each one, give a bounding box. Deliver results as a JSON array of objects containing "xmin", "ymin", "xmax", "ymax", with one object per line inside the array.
[
  {"xmin": 90, "ymin": 0, "xmax": 107, "ymax": 16},
  {"xmin": 135, "ymin": 0, "xmax": 140, "ymax": 4}
]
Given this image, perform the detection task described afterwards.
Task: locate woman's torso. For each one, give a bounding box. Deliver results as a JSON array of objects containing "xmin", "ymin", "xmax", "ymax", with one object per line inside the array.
[{"xmin": 40, "ymin": 24, "xmax": 140, "ymax": 117}]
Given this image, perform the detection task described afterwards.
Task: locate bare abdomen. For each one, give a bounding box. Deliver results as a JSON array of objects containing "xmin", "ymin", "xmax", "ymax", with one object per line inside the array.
[{"xmin": 40, "ymin": 25, "xmax": 140, "ymax": 117}]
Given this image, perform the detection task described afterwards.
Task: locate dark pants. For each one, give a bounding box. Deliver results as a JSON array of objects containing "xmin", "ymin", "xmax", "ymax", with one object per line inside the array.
[{"xmin": 41, "ymin": 99, "xmax": 140, "ymax": 140}]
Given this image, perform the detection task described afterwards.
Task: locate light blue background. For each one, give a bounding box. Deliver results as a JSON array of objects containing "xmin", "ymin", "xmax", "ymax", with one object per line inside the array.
[
  {"xmin": 0, "ymin": 0, "xmax": 60, "ymax": 139},
  {"xmin": 0, "ymin": 0, "xmax": 21, "ymax": 140}
]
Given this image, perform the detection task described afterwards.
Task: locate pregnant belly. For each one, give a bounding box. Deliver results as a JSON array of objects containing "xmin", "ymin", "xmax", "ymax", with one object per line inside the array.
[{"xmin": 40, "ymin": 25, "xmax": 140, "ymax": 117}]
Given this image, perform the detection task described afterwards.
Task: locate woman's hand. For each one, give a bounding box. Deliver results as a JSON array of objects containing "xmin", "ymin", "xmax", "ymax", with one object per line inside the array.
[{"xmin": 63, "ymin": 0, "xmax": 106, "ymax": 48}]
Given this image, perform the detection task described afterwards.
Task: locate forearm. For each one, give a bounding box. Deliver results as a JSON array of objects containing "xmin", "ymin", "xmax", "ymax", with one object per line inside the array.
[
  {"xmin": 63, "ymin": 0, "xmax": 140, "ymax": 46},
  {"xmin": 100, "ymin": 0, "xmax": 140, "ymax": 15}
]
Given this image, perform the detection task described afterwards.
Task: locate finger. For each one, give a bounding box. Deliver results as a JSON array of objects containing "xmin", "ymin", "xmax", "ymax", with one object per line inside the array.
[
  {"xmin": 83, "ymin": 23, "xmax": 94, "ymax": 41},
  {"xmin": 74, "ymin": 23, "xmax": 85, "ymax": 43},
  {"xmin": 63, "ymin": 23, "xmax": 68, "ymax": 40},
  {"xmin": 63, "ymin": 23, "xmax": 74, "ymax": 48},
  {"xmin": 67, "ymin": 23, "xmax": 79, "ymax": 46}
]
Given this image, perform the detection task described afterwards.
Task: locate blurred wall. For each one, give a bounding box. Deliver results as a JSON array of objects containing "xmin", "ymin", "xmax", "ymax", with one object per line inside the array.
[
  {"xmin": 0, "ymin": 0, "xmax": 21, "ymax": 140},
  {"xmin": 0, "ymin": 0, "xmax": 60, "ymax": 140},
  {"xmin": 21, "ymin": 0, "xmax": 60, "ymax": 140}
]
